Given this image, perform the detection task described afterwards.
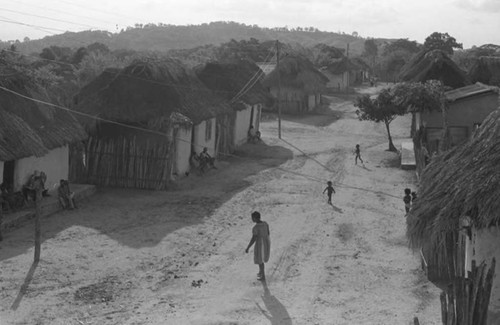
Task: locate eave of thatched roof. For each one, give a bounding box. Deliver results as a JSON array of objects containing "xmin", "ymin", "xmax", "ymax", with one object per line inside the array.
[
  {"xmin": 445, "ymin": 82, "xmax": 498, "ymax": 102},
  {"xmin": 407, "ymin": 109, "xmax": 500, "ymax": 249},
  {"xmin": 469, "ymin": 56, "xmax": 500, "ymax": 87},
  {"xmin": 262, "ymin": 55, "xmax": 328, "ymax": 93},
  {"xmin": 0, "ymin": 65, "xmax": 87, "ymax": 161},
  {"xmin": 398, "ymin": 49, "xmax": 470, "ymax": 89},
  {"xmin": 323, "ymin": 57, "xmax": 360, "ymax": 74},
  {"xmin": 195, "ymin": 60, "xmax": 272, "ymax": 108},
  {"xmin": 74, "ymin": 58, "xmax": 232, "ymax": 128}
]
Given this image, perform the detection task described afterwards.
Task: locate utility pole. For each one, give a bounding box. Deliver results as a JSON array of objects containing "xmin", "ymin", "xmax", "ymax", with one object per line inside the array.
[
  {"xmin": 346, "ymin": 43, "xmax": 350, "ymax": 94},
  {"xmin": 276, "ymin": 40, "xmax": 282, "ymax": 139}
]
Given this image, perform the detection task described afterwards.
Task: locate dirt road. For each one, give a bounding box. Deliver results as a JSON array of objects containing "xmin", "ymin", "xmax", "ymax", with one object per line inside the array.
[{"xmin": 0, "ymin": 87, "xmax": 441, "ymax": 325}]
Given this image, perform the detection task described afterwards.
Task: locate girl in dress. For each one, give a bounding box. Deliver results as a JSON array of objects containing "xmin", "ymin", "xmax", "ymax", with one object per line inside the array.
[{"xmin": 245, "ymin": 211, "xmax": 271, "ymax": 281}]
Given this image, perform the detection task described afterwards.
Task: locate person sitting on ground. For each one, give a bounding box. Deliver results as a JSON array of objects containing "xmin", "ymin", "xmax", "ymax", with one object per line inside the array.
[
  {"xmin": 248, "ymin": 125, "xmax": 261, "ymax": 143},
  {"xmin": 58, "ymin": 179, "xmax": 75, "ymax": 210},
  {"xmin": 199, "ymin": 147, "xmax": 217, "ymax": 170}
]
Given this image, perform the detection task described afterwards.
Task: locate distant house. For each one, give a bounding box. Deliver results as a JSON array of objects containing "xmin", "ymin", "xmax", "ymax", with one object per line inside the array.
[
  {"xmin": 469, "ymin": 56, "xmax": 500, "ymax": 87},
  {"xmin": 407, "ymin": 110, "xmax": 500, "ymax": 324},
  {"xmin": 320, "ymin": 57, "xmax": 367, "ymax": 91},
  {"xmin": 0, "ymin": 65, "xmax": 87, "ymax": 192},
  {"xmin": 399, "ymin": 50, "xmax": 469, "ymax": 89},
  {"xmin": 196, "ymin": 60, "xmax": 271, "ymax": 147},
  {"xmin": 73, "ymin": 59, "xmax": 232, "ymax": 189},
  {"xmin": 415, "ymin": 83, "xmax": 499, "ymax": 154},
  {"xmin": 262, "ymin": 55, "xmax": 328, "ymax": 114}
]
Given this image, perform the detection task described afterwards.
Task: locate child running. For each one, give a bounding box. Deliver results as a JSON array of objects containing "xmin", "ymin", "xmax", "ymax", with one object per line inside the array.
[
  {"xmin": 354, "ymin": 144, "xmax": 363, "ymax": 165},
  {"xmin": 323, "ymin": 181, "xmax": 336, "ymax": 205},
  {"xmin": 245, "ymin": 211, "xmax": 271, "ymax": 281}
]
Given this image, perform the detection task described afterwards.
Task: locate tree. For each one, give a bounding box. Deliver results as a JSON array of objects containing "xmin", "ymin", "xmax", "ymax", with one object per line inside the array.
[
  {"xmin": 423, "ymin": 32, "xmax": 463, "ymax": 55},
  {"xmin": 382, "ymin": 39, "xmax": 420, "ymax": 56},
  {"xmin": 363, "ymin": 39, "xmax": 378, "ymax": 70},
  {"xmin": 355, "ymin": 88, "xmax": 406, "ymax": 151}
]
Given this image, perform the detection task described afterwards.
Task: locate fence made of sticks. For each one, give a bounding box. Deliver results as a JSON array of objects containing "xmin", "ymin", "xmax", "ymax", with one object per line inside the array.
[
  {"xmin": 69, "ymin": 136, "xmax": 173, "ymax": 190},
  {"xmin": 440, "ymin": 258, "xmax": 496, "ymax": 325}
]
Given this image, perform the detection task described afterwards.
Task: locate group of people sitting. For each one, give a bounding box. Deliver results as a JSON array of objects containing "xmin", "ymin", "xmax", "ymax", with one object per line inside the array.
[
  {"xmin": 248, "ymin": 125, "xmax": 261, "ymax": 143},
  {"xmin": 190, "ymin": 147, "xmax": 217, "ymax": 174}
]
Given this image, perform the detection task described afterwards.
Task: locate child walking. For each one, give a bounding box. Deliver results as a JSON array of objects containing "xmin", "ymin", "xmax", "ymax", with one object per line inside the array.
[
  {"xmin": 245, "ymin": 211, "xmax": 271, "ymax": 281},
  {"xmin": 323, "ymin": 181, "xmax": 336, "ymax": 204},
  {"xmin": 354, "ymin": 144, "xmax": 363, "ymax": 165}
]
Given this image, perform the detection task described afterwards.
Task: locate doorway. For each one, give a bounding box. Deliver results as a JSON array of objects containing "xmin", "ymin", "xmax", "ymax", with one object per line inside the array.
[{"xmin": 2, "ymin": 160, "xmax": 15, "ymax": 189}]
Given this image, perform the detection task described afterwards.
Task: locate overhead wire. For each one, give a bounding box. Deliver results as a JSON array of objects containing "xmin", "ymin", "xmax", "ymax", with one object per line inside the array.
[{"xmin": 0, "ymin": 7, "xmax": 99, "ymax": 29}]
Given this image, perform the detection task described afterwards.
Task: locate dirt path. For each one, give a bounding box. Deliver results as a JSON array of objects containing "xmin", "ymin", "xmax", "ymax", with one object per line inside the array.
[{"xmin": 0, "ymin": 87, "xmax": 441, "ymax": 325}]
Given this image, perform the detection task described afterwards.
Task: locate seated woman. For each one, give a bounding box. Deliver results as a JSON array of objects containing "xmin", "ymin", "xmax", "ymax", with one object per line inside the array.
[
  {"xmin": 199, "ymin": 147, "xmax": 216, "ymax": 171},
  {"xmin": 22, "ymin": 170, "xmax": 49, "ymax": 202}
]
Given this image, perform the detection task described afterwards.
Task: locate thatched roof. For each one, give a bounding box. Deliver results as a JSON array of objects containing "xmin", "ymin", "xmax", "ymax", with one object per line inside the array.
[
  {"xmin": 262, "ymin": 55, "xmax": 328, "ymax": 93},
  {"xmin": 407, "ymin": 109, "xmax": 500, "ymax": 249},
  {"xmin": 398, "ymin": 50, "xmax": 469, "ymax": 89},
  {"xmin": 469, "ymin": 56, "xmax": 500, "ymax": 87},
  {"xmin": 195, "ymin": 60, "xmax": 272, "ymax": 108},
  {"xmin": 323, "ymin": 57, "xmax": 361, "ymax": 75},
  {"xmin": 74, "ymin": 58, "xmax": 232, "ymax": 129},
  {"xmin": 0, "ymin": 64, "xmax": 87, "ymax": 161}
]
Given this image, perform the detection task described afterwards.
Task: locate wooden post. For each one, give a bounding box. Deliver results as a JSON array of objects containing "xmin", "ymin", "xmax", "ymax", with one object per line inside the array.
[
  {"xmin": 0, "ymin": 200, "xmax": 3, "ymax": 242},
  {"xmin": 34, "ymin": 186, "xmax": 42, "ymax": 263},
  {"xmin": 276, "ymin": 40, "xmax": 282, "ymax": 139}
]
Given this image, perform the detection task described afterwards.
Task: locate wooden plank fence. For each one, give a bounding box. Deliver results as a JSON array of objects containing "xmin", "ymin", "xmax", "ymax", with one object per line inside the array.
[
  {"xmin": 69, "ymin": 136, "xmax": 173, "ymax": 190},
  {"xmin": 440, "ymin": 258, "xmax": 495, "ymax": 325}
]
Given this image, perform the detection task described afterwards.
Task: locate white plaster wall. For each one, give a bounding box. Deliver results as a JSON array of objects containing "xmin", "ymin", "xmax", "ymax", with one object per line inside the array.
[
  {"xmin": 234, "ymin": 106, "xmax": 252, "ymax": 147},
  {"xmin": 251, "ymin": 105, "xmax": 262, "ymax": 132},
  {"xmin": 174, "ymin": 126, "xmax": 192, "ymax": 176},
  {"xmin": 469, "ymin": 226, "xmax": 500, "ymax": 324},
  {"xmin": 0, "ymin": 161, "xmax": 4, "ymax": 184},
  {"xmin": 13, "ymin": 146, "xmax": 69, "ymax": 192},
  {"xmin": 193, "ymin": 118, "xmax": 216, "ymax": 157},
  {"xmin": 307, "ymin": 94, "xmax": 316, "ymax": 111}
]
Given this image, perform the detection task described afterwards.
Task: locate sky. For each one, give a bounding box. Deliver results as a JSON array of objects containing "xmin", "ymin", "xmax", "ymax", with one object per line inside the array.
[{"xmin": 1, "ymin": 0, "xmax": 500, "ymax": 48}]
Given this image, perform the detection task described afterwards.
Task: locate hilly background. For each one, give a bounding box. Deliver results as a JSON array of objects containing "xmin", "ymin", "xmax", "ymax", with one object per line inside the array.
[{"xmin": 3, "ymin": 21, "xmax": 393, "ymax": 56}]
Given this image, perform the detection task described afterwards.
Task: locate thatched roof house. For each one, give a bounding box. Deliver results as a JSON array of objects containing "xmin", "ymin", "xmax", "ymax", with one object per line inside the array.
[
  {"xmin": 74, "ymin": 58, "xmax": 232, "ymax": 129},
  {"xmin": 469, "ymin": 56, "xmax": 500, "ymax": 87},
  {"xmin": 0, "ymin": 67, "xmax": 86, "ymax": 161},
  {"xmin": 398, "ymin": 50, "xmax": 469, "ymax": 89},
  {"xmin": 195, "ymin": 60, "xmax": 271, "ymax": 106},
  {"xmin": 407, "ymin": 109, "xmax": 500, "ymax": 249},
  {"xmin": 262, "ymin": 55, "xmax": 328, "ymax": 93}
]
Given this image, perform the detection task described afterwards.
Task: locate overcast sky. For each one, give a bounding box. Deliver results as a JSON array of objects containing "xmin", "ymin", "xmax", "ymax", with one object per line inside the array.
[{"xmin": 1, "ymin": 0, "xmax": 499, "ymax": 48}]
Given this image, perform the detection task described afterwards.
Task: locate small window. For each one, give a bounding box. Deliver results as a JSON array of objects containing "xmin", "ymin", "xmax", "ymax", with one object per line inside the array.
[{"xmin": 205, "ymin": 119, "xmax": 212, "ymax": 141}]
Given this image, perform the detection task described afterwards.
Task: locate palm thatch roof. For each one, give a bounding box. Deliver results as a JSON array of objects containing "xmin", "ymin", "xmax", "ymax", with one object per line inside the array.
[
  {"xmin": 74, "ymin": 58, "xmax": 232, "ymax": 129},
  {"xmin": 0, "ymin": 64, "xmax": 87, "ymax": 161},
  {"xmin": 407, "ymin": 109, "xmax": 500, "ymax": 249},
  {"xmin": 323, "ymin": 57, "xmax": 361, "ymax": 74},
  {"xmin": 195, "ymin": 60, "xmax": 272, "ymax": 108},
  {"xmin": 262, "ymin": 55, "xmax": 328, "ymax": 93},
  {"xmin": 469, "ymin": 56, "xmax": 500, "ymax": 87},
  {"xmin": 398, "ymin": 50, "xmax": 469, "ymax": 89}
]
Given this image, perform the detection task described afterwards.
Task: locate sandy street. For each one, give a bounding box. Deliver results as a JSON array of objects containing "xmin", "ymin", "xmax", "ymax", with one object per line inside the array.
[{"xmin": 0, "ymin": 87, "xmax": 442, "ymax": 325}]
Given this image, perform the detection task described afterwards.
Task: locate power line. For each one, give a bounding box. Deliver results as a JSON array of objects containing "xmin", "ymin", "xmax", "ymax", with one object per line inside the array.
[
  {"xmin": 0, "ymin": 7, "xmax": 99, "ymax": 29},
  {"xmin": 0, "ymin": 17, "xmax": 63, "ymax": 35}
]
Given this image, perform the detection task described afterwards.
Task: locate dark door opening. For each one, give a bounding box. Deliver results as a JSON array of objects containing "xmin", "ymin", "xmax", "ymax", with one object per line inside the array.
[{"xmin": 2, "ymin": 160, "xmax": 15, "ymax": 189}]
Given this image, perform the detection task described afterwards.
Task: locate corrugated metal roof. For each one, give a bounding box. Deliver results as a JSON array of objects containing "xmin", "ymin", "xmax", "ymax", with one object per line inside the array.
[{"xmin": 445, "ymin": 83, "xmax": 497, "ymax": 102}]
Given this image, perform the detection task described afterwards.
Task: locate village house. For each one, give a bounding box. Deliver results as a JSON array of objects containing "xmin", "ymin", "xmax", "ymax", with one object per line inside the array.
[
  {"xmin": 407, "ymin": 109, "xmax": 500, "ymax": 324},
  {"xmin": 414, "ymin": 83, "xmax": 499, "ymax": 155},
  {"xmin": 320, "ymin": 57, "xmax": 367, "ymax": 92},
  {"xmin": 0, "ymin": 65, "xmax": 87, "ymax": 195},
  {"xmin": 399, "ymin": 49, "xmax": 470, "ymax": 89},
  {"xmin": 262, "ymin": 55, "xmax": 327, "ymax": 114},
  {"xmin": 73, "ymin": 59, "xmax": 232, "ymax": 189},
  {"xmin": 195, "ymin": 60, "xmax": 271, "ymax": 147}
]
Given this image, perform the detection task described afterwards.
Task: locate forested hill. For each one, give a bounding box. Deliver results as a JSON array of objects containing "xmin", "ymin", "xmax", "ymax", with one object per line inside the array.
[{"xmin": 8, "ymin": 21, "xmax": 389, "ymax": 55}]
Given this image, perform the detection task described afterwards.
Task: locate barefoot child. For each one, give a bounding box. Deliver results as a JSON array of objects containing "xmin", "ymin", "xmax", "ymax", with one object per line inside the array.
[
  {"xmin": 354, "ymin": 144, "xmax": 363, "ymax": 165},
  {"xmin": 323, "ymin": 181, "xmax": 336, "ymax": 204},
  {"xmin": 245, "ymin": 211, "xmax": 270, "ymax": 281},
  {"xmin": 403, "ymin": 188, "xmax": 412, "ymax": 214}
]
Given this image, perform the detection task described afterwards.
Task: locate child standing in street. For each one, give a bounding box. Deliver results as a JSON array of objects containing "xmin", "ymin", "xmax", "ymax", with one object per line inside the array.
[
  {"xmin": 245, "ymin": 211, "xmax": 271, "ymax": 281},
  {"xmin": 323, "ymin": 181, "xmax": 336, "ymax": 205},
  {"xmin": 403, "ymin": 188, "xmax": 412, "ymax": 214},
  {"xmin": 354, "ymin": 144, "xmax": 363, "ymax": 165}
]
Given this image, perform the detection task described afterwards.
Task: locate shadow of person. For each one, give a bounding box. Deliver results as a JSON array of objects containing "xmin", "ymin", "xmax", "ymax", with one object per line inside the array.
[
  {"xmin": 330, "ymin": 204, "xmax": 343, "ymax": 213},
  {"xmin": 357, "ymin": 164, "xmax": 372, "ymax": 171},
  {"xmin": 255, "ymin": 280, "xmax": 292, "ymax": 325}
]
